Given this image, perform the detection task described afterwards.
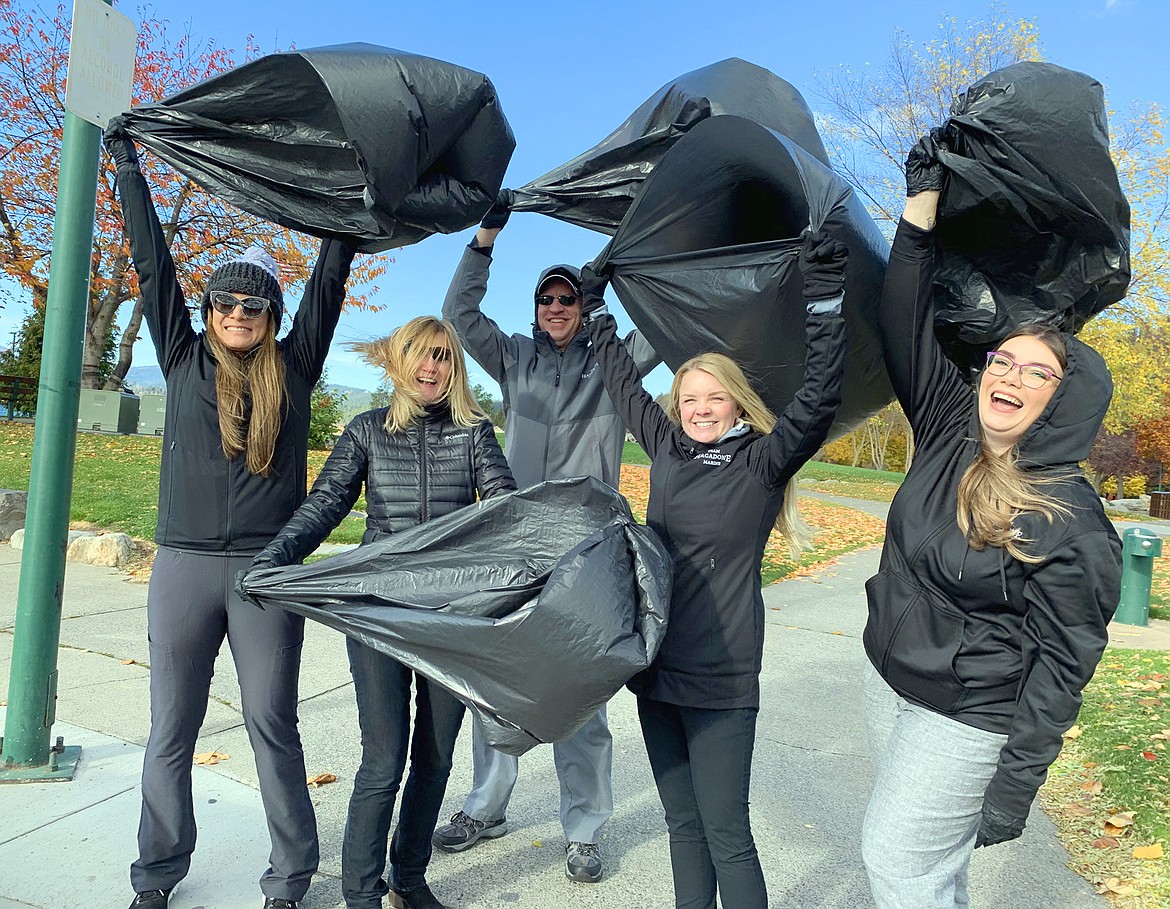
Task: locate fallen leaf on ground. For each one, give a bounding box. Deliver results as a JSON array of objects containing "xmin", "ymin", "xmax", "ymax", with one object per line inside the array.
[
  {"xmin": 121, "ymin": 659, "xmax": 137, "ymax": 665},
  {"xmin": 1082, "ymin": 780, "xmax": 1103, "ymax": 795},
  {"xmin": 1064, "ymin": 725, "xmax": 1083, "ymax": 740},
  {"xmin": 1096, "ymin": 878, "xmax": 1135, "ymax": 896},
  {"xmin": 193, "ymin": 750, "xmax": 229, "ymax": 765},
  {"xmin": 1106, "ymin": 812, "xmax": 1135, "ymax": 828},
  {"xmin": 1091, "ymin": 836, "xmax": 1121, "ymax": 849},
  {"xmin": 307, "ymin": 773, "xmax": 337, "ymax": 788},
  {"xmin": 1141, "ymin": 751, "xmax": 1159, "ymax": 761},
  {"xmin": 1132, "ymin": 844, "xmax": 1164, "ymax": 860},
  {"xmin": 531, "ymin": 839, "xmax": 543, "ymax": 848}
]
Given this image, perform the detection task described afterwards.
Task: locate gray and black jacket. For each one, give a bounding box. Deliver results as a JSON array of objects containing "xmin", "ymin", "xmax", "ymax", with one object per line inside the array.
[
  {"xmin": 256, "ymin": 403, "xmax": 515, "ymax": 567},
  {"xmin": 866, "ymin": 218, "xmax": 1122, "ymax": 822},
  {"xmin": 441, "ymin": 245, "xmax": 660, "ymax": 488}
]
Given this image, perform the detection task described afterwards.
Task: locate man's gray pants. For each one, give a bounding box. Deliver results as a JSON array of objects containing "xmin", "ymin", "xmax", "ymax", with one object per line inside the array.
[
  {"xmin": 462, "ymin": 706, "xmax": 613, "ymax": 844},
  {"xmin": 130, "ymin": 548, "xmax": 318, "ymax": 900}
]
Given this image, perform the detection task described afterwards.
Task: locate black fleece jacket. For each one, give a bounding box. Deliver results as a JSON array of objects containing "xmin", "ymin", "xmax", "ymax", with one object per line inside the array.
[
  {"xmin": 256, "ymin": 403, "xmax": 516, "ymax": 567},
  {"xmin": 586, "ymin": 310, "xmax": 845, "ymax": 709},
  {"xmin": 865, "ymin": 218, "xmax": 1122, "ymax": 820},
  {"xmin": 114, "ymin": 162, "xmax": 355, "ymax": 555}
]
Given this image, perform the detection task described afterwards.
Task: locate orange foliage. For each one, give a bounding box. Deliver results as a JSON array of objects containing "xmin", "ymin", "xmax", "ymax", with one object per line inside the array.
[{"xmin": 0, "ymin": 0, "xmax": 387, "ymax": 389}]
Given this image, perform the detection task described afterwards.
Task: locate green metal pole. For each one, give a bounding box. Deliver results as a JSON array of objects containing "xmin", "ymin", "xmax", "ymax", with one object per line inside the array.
[{"xmin": 1, "ymin": 110, "xmax": 101, "ymax": 770}]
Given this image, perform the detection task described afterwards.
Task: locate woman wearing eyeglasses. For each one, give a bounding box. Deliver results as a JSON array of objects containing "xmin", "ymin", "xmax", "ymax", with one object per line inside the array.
[
  {"xmin": 244, "ymin": 316, "xmax": 515, "ymax": 909},
  {"xmin": 105, "ymin": 126, "xmax": 356, "ymax": 909},
  {"xmin": 859, "ymin": 132, "xmax": 1122, "ymax": 909}
]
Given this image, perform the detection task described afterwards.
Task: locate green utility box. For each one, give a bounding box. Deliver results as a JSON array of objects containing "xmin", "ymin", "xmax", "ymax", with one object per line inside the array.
[
  {"xmin": 77, "ymin": 389, "xmax": 139, "ymax": 434},
  {"xmin": 1115, "ymin": 527, "xmax": 1163, "ymax": 627},
  {"xmin": 137, "ymin": 393, "xmax": 166, "ymax": 436}
]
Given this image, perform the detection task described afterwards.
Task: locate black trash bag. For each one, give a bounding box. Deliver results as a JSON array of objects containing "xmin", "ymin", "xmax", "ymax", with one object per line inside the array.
[
  {"xmin": 511, "ymin": 57, "xmax": 829, "ymax": 235},
  {"xmin": 241, "ymin": 477, "xmax": 671, "ymax": 756},
  {"xmin": 933, "ymin": 62, "xmax": 1130, "ymax": 372},
  {"xmin": 593, "ymin": 114, "xmax": 891, "ymax": 438},
  {"xmin": 120, "ymin": 44, "xmax": 515, "ymax": 253}
]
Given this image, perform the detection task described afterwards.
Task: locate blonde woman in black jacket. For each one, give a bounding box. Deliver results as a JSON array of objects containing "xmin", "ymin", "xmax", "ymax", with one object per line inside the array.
[
  {"xmin": 247, "ymin": 316, "xmax": 515, "ymax": 909},
  {"xmin": 578, "ymin": 229, "xmax": 848, "ymax": 909},
  {"xmin": 860, "ymin": 135, "xmax": 1122, "ymax": 908}
]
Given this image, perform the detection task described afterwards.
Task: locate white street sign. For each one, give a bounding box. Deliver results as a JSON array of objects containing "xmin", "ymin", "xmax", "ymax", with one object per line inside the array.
[{"xmin": 63, "ymin": 0, "xmax": 136, "ymax": 128}]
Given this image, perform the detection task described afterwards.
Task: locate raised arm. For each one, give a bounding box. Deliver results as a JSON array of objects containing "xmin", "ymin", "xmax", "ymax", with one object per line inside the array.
[
  {"xmin": 105, "ymin": 123, "xmax": 196, "ymax": 375},
  {"xmin": 756, "ymin": 230, "xmax": 847, "ymax": 485},
  {"xmin": 282, "ymin": 236, "xmax": 357, "ymax": 384},
  {"xmin": 880, "ymin": 133, "xmax": 972, "ymax": 442},
  {"xmin": 441, "ymin": 191, "xmax": 516, "ymax": 384},
  {"xmin": 580, "ymin": 268, "xmax": 674, "ymax": 461}
]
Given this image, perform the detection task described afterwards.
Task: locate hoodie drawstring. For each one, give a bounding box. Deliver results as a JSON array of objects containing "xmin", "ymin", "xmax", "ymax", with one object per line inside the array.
[{"xmin": 955, "ymin": 534, "xmax": 1009, "ymax": 601}]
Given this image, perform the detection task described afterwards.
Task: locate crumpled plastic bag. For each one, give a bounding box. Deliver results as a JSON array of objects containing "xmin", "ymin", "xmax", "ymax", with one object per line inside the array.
[
  {"xmin": 593, "ymin": 114, "xmax": 891, "ymax": 438},
  {"xmin": 511, "ymin": 57, "xmax": 829, "ymax": 235},
  {"xmin": 120, "ymin": 43, "xmax": 515, "ymax": 253},
  {"xmin": 241, "ymin": 477, "xmax": 671, "ymax": 756},
  {"xmin": 932, "ymin": 61, "xmax": 1130, "ymax": 371}
]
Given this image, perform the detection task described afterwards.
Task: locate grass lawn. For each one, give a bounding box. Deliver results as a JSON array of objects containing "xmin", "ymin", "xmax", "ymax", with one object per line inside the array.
[{"xmin": 1041, "ymin": 649, "xmax": 1170, "ymax": 907}]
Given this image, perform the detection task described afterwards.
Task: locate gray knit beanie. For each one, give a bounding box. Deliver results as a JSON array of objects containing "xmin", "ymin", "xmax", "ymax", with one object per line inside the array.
[{"xmin": 201, "ymin": 245, "xmax": 284, "ymax": 323}]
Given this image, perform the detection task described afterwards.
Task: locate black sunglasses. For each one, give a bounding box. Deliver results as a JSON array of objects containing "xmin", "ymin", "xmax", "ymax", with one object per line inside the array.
[
  {"xmin": 535, "ymin": 293, "xmax": 580, "ymax": 307},
  {"xmin": 209, "ymin": 290, "xmax": 271, "ymax": 319}
]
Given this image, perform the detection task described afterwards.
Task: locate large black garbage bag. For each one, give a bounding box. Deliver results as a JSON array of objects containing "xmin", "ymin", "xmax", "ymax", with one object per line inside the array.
[
  {"xmin": 120, "ymin": 44, "xmax": 515, "ymax": 253},
  {"xmin": 593, "ymin": 115, "xmax": 891, "ymax": 438},
  {"xmin": 242, "ymin": 478, "xmax": 671, "ymax": 756},
  {"xmin": 933, "ymin": 62, "xmax": 1130, "ymax": 371},
  {"xmin": 511, "ymin": 57, "xmax": 829, "ymax": 235}
]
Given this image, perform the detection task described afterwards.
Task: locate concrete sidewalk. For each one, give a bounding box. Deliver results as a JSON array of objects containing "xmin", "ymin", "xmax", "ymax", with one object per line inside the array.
[{"xmin": 0, "ymin": 533, "xmax": 1125, "ymax": 909}]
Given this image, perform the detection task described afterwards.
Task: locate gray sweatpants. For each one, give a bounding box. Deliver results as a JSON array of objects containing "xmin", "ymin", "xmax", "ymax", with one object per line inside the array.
[
  {"xmin": 462, "ymin": 706, "xmax": 613, "ymax": 844},
  {"xmin": 861, "ymin": 659, "xmax": 1007, "ymax": 909},
  {"xmin": 130, "ymin": 547, "xmax": 318, "ymax": 900}
]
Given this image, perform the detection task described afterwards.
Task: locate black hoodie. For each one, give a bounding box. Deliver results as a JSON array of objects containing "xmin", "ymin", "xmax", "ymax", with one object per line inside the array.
[{"xmin": 865, "ymin": 219, "xmax": 1122, "ymax": 821}]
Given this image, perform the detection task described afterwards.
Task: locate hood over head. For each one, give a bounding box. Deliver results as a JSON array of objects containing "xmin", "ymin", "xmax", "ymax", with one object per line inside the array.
[{"xmin": 992, "ymin": 333, "xmax": 1113, "ymax": 469}]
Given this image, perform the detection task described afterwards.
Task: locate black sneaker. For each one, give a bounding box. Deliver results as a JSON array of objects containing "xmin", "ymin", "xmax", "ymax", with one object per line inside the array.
[
  {"xmin": 432, "ymin": 810, "xmax": 508, "ymax": 852},
  {"xmin": 262, "ymin": 900, "xmax": 299, "ymax": 909},
  {"xmin": 389, "ymin": 882, "xmax": 447, "ymax": 909},
  {"xmin": 128, "ymin": 890, "xmax": 171, "ymax": 909},
  {"xmin": 565, "ymin": 841, "xmax": 603, "ymax": 883}
]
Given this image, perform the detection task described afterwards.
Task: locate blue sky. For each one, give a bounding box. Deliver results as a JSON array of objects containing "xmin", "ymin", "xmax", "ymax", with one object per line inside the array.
[{"xmin": 4, "ymin": 0, "xmax": 1166, "ymax": 398}]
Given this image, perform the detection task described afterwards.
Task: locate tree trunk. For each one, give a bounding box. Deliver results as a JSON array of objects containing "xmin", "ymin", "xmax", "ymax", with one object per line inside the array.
[{"xmin": 104, "ymin": 294, "xmax": 144, "ymax": 390}]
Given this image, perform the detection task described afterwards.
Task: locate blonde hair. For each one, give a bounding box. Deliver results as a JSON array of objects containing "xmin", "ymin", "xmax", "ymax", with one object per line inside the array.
[
  {"xmin": 350, "ymin": 316, "xmax": 485, "ymax": 433},
  {"xmin": 667, "ymin": 352, "xmax": 811, "ymax": 558},
  {"xmin": 957, "ymin": 325, "xmax": 1071, "ymax": 563},
  {"xmin": 206, "ymin": 320, "xmax": 287, "ymax": 477}
]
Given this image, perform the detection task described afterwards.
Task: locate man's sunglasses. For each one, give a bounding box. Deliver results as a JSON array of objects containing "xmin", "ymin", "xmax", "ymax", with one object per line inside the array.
[
  {"xmin": 535, "ymin": 294, "xmax": 580, "ymax": 307},
  {"xmin": 209, "ymin": 290, "xmax": 271, "ymax": 319}
]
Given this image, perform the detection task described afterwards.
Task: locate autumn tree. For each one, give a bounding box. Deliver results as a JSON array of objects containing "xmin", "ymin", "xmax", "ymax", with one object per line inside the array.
[
  {"xmin": 0, "ymin": 0, "xmax": 385, "ymax": 390},
  {"xmin": 815, "ymin": 2, "xmax": 1170, "ymax": 450},
  {"xmin": 814, "ymin": 2, "xmax": 1041, "ymax": 228}
]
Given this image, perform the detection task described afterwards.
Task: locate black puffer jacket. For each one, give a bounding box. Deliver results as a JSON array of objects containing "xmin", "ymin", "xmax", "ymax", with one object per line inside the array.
[
  {"xmin": 865, "ymin": 218, "xmax": 1122, "ymax": 822},
  {"xmin": 256, "ymin": 403, "xmax": 515, "ymax": 566},
  {"xmin": 587, "ymin": 309, "xmax": 845, "ymax": 709},
  {"xmin": 115, "ymin": 161, "xmax": 355, "ymax": 555}
]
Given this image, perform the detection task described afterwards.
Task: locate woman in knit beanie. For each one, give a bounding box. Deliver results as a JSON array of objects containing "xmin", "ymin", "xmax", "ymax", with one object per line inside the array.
[{"xmin": 106, "ymin": 123, "xmax": 357, "ymax": 909}]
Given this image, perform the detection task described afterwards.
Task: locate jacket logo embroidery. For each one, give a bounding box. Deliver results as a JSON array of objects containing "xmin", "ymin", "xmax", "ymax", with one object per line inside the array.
[
  {"xmin": 696, "ymin": 449, "xmax": 732, "ymax": 465},
  {"xmin": 446, "ymin": 432, "xmax": 469, "ymax": 441},
  {"xmin": 581, "ymin": 364, "xmax": 598, "ymax": 380}
]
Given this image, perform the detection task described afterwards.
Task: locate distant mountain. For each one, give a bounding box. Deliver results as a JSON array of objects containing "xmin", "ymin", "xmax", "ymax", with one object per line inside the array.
[{"xmin": 125, "ymin": 365, "xmax": 165, "ymax": 394}]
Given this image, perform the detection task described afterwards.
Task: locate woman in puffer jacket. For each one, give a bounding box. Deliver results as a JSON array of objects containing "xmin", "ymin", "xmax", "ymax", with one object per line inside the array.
[
  {"xmin": 859, "ymin": 133, "xmax": 1122, "ymax": 908},
  {"xmin": 247, "ymin": 316, "xmax": 515, "ymax": 909}
]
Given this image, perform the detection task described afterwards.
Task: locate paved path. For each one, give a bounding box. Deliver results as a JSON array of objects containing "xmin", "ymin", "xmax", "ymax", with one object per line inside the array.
[{"xmin": 2, "ymin": 492, "xmax": 1162, "ymax": 908}]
